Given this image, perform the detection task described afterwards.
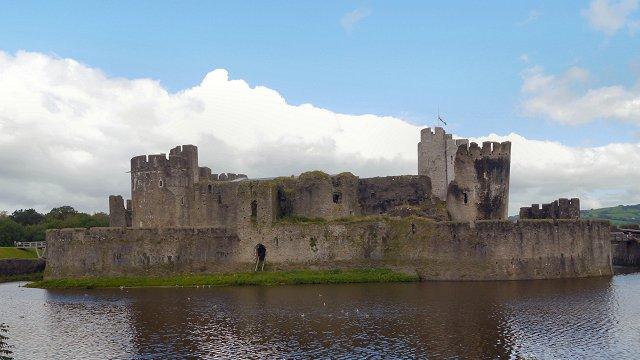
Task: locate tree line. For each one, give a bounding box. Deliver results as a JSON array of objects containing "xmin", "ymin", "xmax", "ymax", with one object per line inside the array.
[{"xmin": 0, "ymin": 206, "xmax": 108, "ymax": 247}]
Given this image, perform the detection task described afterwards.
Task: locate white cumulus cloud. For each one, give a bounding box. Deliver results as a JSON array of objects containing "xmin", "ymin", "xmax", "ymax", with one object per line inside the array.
[
  {"xmin": 582, "ymin": 0, "xmax": 639, "ymax": 35},
  {"xmin": 0, "ymin": 51, "xmax": 638, "ymax": 215},
  {"xmin": 520, "ymin": 65, "xmax": 640, "ymax": 125}
]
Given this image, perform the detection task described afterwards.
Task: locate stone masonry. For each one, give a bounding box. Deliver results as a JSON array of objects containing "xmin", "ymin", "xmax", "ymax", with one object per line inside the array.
[
  {"xmin": 446, "ymin": 141, "xmax": 511, "ymax": 222},
  {"xmin": 43, "ymin": 125, "xmax": 612, "ymax": 282},
  {"xmin": 519, "ymin": 198, "xmax": 580, "ymax": 220},
  {"xmin": 418, "ymin": 127, "xmax": 468, "ymax": 201}
]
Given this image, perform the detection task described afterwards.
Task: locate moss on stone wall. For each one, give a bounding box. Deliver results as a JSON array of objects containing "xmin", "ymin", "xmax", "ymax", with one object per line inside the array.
[
  {"xmin": 298, "ymin": 170, "xmax": 332, "ymax": 182},
  {"xmin": 276, "ymin": 215, "xmax": 327, "ymax": 224}
]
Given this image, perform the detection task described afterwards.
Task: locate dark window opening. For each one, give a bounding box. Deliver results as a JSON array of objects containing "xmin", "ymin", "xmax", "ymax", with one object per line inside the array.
[
  {"xmin": 463, "ymin": 193, "xmax": 468, "ymax": 204},
  {"xmin": 181, "ymin": 197, "xmax": 184, "ymax": 206},
  {"xmin": 333, "ymin": 192, "xmax": 342, "ymax": 204},
  {"xmin": 370, "ymin": 191, "xmax": 376, "ymax": 199},
  {"xmin": 217, "ymin": 194, "xmax": 222, "ymax": 204},
  {"xmin": 208, "ymin": 184, "xmax": 213, "ymax": 193},
  {"xmin": 251, "ymin": 200, "xmax": 258, "ymax": 218}
]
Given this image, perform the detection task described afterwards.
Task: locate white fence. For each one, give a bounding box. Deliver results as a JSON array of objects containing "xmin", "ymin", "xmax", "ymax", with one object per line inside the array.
[{"xmin": 14, "ymin": 241, "xmax": 47, "ymax": 258}]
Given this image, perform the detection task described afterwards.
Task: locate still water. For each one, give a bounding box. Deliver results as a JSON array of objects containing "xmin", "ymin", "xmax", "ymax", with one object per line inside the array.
[{"xmin": 2, "ymin": 271, "xmax": 640, "ymax": 359}]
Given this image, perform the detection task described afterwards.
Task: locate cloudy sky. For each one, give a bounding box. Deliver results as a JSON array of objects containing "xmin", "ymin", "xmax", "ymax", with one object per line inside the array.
[{"xmin": 0, "ymin": 0, "xmax": 639, "ymax": 214}]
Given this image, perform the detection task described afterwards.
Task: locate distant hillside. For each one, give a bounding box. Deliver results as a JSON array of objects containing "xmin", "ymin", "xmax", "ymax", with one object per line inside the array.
[{"xmin": 581, "ymin": 204, "xmax": 640, "ymax": 226}]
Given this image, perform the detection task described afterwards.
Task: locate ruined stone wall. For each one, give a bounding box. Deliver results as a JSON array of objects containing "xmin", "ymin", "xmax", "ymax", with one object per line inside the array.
[
  {"xmin": 611, "ymin": 232, "xmax": 640, "ymax": 266},
  {"xmin": 418, "ymin": 127, "xmax": 468, "ymax": 201},
  {"xmin": 108, "ymin": 195, "xmax": 131, "ymax": 227},
  {"xmin": 45, "ymin": 219, "xmax": 612, "ymax": 281},
  {"xmin": 0, "ymin": 259, "xmax": 46, "ymax": 277},
  {"xmin": 188, "ymin": 181, "xmax": 241, "ymax": 228},
  {"xmin": 519, "ymin": 198, "xmax": 580, "ymax": 220},
  {"xmin": 446, "ymin": 141, "xmax": 511, "ymax": 222},
  {"xmin": 264, "ymin": 172, "xmax": 437, "ymax": 221},
  {"xmin": 237, "ymin": 180, "xmax": 279, "ymax": 225},
  {"xmin": 357, "ymin": 175, "xmax": 432, "ymax": 215},
  {"xmin": 284, "ymin": 172, "xmax": 360, "ymax": 220},
  {"xmin": 198, "ymin": 166, "xmax": 247, "ymax": 182}
]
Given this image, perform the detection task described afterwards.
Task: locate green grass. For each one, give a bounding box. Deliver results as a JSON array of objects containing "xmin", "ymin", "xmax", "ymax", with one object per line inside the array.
[
  {"xmin": 581, "ymin": 204, "xmax": 640, "ymax": 226},
  {"xmin": 0, "ymin": 247, "xmax": 38, "ymax": 259},
  {"xmin": 27, "ymin": 268, "xmax": 419, "ymax": 289},
  {"xmin": 0, "ymin": 272, "xmax": 43, "ymax": 283}
]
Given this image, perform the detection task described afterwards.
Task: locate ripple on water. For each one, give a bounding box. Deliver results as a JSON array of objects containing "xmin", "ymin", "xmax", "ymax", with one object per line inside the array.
[{"xmin": 1, "ymin": 274, "xmax": 640, "ymax": 359}]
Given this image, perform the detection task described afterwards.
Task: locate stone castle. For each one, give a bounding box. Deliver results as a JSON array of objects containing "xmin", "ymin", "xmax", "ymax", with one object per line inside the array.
[
  {"xmin": 46, "ymin": 127, "xmax": 612, "ymax": 281},
  {"xmin": 109, "ymin": 127, "xmax": 511, "ymax": 229}
]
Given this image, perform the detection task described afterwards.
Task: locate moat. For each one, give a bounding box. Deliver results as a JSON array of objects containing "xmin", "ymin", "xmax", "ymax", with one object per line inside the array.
[{"xmin": 2, "ymin": 271, "xmax": 640, "ymax": 359}]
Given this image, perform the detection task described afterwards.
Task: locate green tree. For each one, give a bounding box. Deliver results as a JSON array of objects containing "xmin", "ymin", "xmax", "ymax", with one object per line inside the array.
[
  {"xmin": 23, "ymin": 223, "xmax": 46, "ymax": 242},
  {"xmin": 0, "ymin": 219, "xmax": 24, "ymax": 247},
  {"xmin": 45, "ymin": 206, "xmax": 78, "ymax": 221},
  {"xmin": 10, "ymin": 209, "xmax": 44, "ymax": 226}
]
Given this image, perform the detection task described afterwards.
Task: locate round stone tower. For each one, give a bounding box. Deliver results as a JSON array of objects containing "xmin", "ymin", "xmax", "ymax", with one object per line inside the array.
[{"xmin": 446, "ymin": 141, "xmax": 511, "ymax": 222}]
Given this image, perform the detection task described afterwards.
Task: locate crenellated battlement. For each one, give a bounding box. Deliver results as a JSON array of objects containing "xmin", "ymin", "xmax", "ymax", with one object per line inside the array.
[
  {"xmin": 198, "ymin": 167, "xmax": 247, "ymax": 182},
  {"xmin": 419, "ymin": 126, "xmax": 453, "ymax": 142},
  {"xmin": 130, "ymin": 145, "xmax": 199, "ymax": 174},
  {"xmin": 168, "ymin": 144, "xmax": 198, "ymax": 159},
  {"xmin": 520, "ymin": 198, "xmax": 580, "ymax": 220},
  {"xmin": 455, "ymin": 141, "xmax": 512, "ymax": 158}
]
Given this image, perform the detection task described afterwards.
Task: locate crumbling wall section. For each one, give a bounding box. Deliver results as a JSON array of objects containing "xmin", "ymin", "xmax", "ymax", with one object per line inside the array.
[
  {"xmin": 237, "ymin": 180, "xmax": 279, "ymax": 225},
  {"xmin": 519, "ymin": 198, "xmax": 580, "ymax": 220},
  {"xmin": 284, "ymin": 171, "xmax": 360, "ymax": 220},
  {"xmin": 108, "ymin": 195, "xmax": 129, "ymax": 227},
  {"xmin": 271, "ymin": 172, "xmax": 438, "ymax": 221},
  {"xmin": 189, "ymin": 181, "xmax": 241, "ymax": 228},
  {"xmin": 357, "ymin": 175, "xmax": 433, "ymax": 215}
]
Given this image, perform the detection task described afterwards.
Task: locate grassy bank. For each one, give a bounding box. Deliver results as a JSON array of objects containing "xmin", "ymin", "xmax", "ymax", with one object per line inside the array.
[
  {"xmin": 0, "ymin": 272, "xmax": 43, "ymax": 283},
  {"xmin": 0, "ymin": 247, "xmax": 38, "ymax": 259},
  {"xmin": 28, "ymin": 268, "xmax": 419, "ymax": 289}
]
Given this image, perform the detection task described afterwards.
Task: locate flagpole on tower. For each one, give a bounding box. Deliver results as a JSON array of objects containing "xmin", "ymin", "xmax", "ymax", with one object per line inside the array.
[{"xmin": 437, "ymin": 106, "xmax": 447, "ymax": 128}]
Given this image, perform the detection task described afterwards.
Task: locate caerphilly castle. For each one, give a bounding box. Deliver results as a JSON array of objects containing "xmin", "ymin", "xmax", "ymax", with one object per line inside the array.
[{"xmin": 45, "ymin": 126, "xmax": 610, "ymax": 281}]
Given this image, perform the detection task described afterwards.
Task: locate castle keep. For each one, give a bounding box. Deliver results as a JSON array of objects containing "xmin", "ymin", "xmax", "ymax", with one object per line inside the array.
[{"xmin": 46, "ymin": 126, "xmax": 612, "ymax": 281}]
